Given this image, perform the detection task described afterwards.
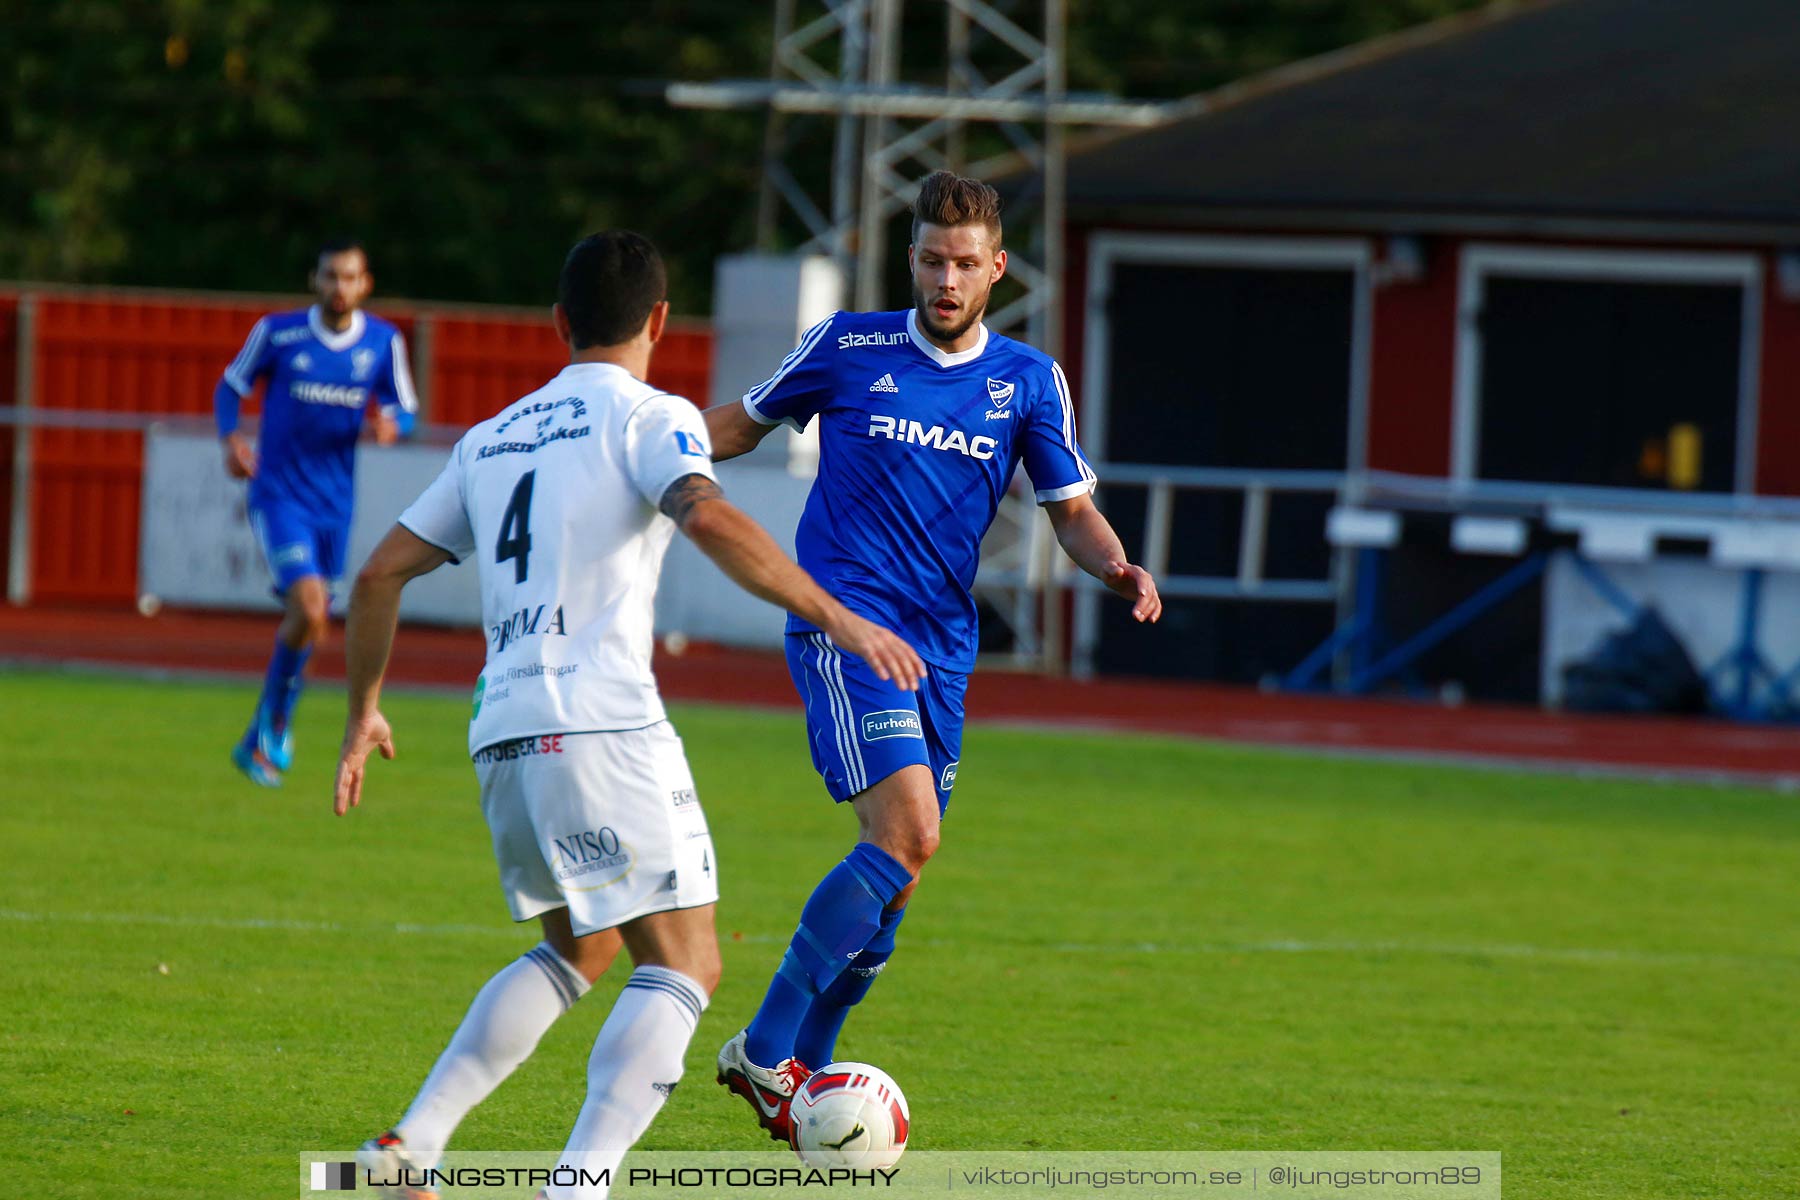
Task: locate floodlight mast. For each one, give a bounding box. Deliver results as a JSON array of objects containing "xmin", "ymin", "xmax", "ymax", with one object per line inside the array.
[{"xmin": 666, "ymin": 0, "xmax": 1185, "ymax": 360}]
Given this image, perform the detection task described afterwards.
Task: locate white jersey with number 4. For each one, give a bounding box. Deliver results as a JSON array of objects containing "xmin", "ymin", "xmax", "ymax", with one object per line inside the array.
[{"xmin": 398, "ymin": 361, "xmax": 716, "ymax": 754}]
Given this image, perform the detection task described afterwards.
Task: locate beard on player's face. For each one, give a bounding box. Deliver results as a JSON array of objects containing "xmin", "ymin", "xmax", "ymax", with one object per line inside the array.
[{"xmin": 911, "ymin": 277, "xmax": 990, "ymax": 343}]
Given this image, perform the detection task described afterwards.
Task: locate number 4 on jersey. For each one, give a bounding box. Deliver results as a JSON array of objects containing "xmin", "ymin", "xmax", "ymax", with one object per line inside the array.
[{"xmin": 496, "ymin": 470, "xmax": 535, "ymax": 583}]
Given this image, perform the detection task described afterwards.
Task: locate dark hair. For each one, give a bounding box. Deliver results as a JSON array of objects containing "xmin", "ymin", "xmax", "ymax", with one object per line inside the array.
[
  {"xmin": 316, "ymin": 238, "xmax": 367, "ymax": 267},
  {"xmin": 910, "ymin": 170, "xmax": 1003, "ymax": 248},
  {"xmin": 558, "ymin": 231, "xmax": 667, "ymax": 349}
]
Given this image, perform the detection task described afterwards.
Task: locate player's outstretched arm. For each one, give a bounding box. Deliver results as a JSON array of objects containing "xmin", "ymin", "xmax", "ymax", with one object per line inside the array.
[
  {"xmin": 334, "ymin": 525, "xmax": 454, "ymax": 815},
  {"xmin": 660, "ymin": 473, "xmax": 927, "ymax": 690},
  {"xmin": 1044, "ymin": 492, "xmax": 1162, "ymax": 623},
  {"xmin": 702, "ymin": 400, "xmax": 778, "ymax": 463}
]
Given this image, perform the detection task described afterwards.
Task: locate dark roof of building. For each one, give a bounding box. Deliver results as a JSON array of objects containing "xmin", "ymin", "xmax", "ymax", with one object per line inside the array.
[{"xmin": 1064, "ymin": 0, "xmax": 1800, "ymax": 237}]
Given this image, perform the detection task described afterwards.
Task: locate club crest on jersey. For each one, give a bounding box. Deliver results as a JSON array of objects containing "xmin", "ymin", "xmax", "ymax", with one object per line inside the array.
[
  {"xmin": 351, "ymin": 348, "xmax": 377, "ymax": 380},
  {"xmin": 984, "ymin": 377, "xmax": 1015, "ymax": 421}
]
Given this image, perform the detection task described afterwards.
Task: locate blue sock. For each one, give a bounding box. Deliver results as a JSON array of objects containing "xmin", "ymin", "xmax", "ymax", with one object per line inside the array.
[
  {"xmin": 744, "ymin": 843, "xmax": 912, "ymax": 1067},
  {"xmin": 255, "ymin": 639, "xmax": 311, "ymax": 733},
  {"xmin": 793, "ymin": 904, "xmax": 905, "ymax": 1068}
]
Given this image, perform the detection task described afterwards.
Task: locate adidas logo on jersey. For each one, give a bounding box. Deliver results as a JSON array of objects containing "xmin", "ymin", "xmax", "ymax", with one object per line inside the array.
[{"xmin": 869, "ymin": 373, "xmax": 899, "ymax": 394}]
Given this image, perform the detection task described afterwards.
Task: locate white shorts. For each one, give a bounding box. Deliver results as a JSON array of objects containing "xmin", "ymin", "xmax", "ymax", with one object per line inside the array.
[{"xmin": 472, "ymin": 722, "xmax": 719, "ymax": 936}]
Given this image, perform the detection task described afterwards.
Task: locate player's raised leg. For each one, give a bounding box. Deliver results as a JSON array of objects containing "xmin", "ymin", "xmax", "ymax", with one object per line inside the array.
[
  {"xmin": 789, "ymin": 781, "xmax": 931, "ymax": 1068},
  {"xmin": 793, "ymin": 665, "xmax": 963, "ymax": 1069},
  {"xmin": 359, "ymin": 910, "xmax": 624, "ymax": 1189},
  {"xmin": 550, "ymin": 904, "xmax": 721, "ymax": 1200},
  {"xmin": 721, "ymin": 764, "xmax": 937, "ymax": 1140}
]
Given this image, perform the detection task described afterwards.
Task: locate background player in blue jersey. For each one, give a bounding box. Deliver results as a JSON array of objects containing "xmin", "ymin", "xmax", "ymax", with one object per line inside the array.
[
  {"xmin": 215, "ymin": 239, "xmax": 419, "ymax": 786},
  {"xmin": 703, "ymin": 171, "xmax": 1162, "ymax": 1139}
]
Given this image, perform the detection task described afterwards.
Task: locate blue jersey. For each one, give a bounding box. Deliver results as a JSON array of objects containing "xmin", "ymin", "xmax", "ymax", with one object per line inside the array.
[
  {"xmin": 744, "ymin": 308, "xmax": 1096, "ymax": 671},
  {"xmin": 215, "ymin": 306, "xmax": 418, "ymax": 524}
]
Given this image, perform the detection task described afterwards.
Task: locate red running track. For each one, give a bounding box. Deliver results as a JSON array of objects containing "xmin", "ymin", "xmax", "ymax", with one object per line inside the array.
[{"xmin": 3, "ymin": 605, "xmax": 1798, "ymax": 788}]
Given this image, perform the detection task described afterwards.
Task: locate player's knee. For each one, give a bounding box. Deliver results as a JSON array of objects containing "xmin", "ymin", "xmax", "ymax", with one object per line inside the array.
[
  {"xmin": 634, "ymin": 940, "xmax": 721, "ymax": 996},
  {"xmin": 291, "ymin": 590, "xmax": 330, "ymax": 644},
  {"xmin": 881, "ymin": 821, "xmax": 938, "ymax": 874},
  {"xmin": 686, "ymin": 943, "xmax": 723, "ymax": 996}
]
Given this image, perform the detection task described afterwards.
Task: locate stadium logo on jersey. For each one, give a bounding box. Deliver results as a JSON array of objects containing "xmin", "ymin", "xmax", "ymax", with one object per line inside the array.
[
  {"xmin": 291, "ymin": 381, "xmax": 367, "ymax": 408},
  {"xmin": 838, "ymin": 330, "xmax": 908, "ymax": 349},
  {"xmin": 489, "ymin": 603, "xmax": 567, "ymax": 652},
  {"xmin": 351, "ymin": 347, "xmax": 377, "ymax": 380},
  {"xmin": 291, "ymin": 351, "xmax": 314, "ymax": 373},
  {"xmin": 866, "ymin": 414, "xmax": 997, "ymax": 461},
  {"xmin": 940, "ymin": 761, "xmax": 958, "ymax": 791},
  {"xmin": 861, "ymin": 710, "xmax": 924, "ymax": 742},
  {"xmin": 674, "ymin": 431, "xmax": 707, "ymax": 457},
  {"xmin": 869, "ymin": 373, "xmax": 900, "ymax": 394}
]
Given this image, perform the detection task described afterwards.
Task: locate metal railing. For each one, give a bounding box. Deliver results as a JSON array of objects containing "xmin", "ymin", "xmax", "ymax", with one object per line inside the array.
[{"xmin": 971, "ymin": 463, "xmax": 1351, "ymax": 676}]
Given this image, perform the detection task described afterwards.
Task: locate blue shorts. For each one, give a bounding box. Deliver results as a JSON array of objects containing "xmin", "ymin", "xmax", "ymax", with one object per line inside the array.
[
  {"xmin": 785, "ymin": 631, "xmax": 968, "ymax": 813},
  {"xmin": 249, "ymin": 501, "xmax": 348, "ymax": 594}
]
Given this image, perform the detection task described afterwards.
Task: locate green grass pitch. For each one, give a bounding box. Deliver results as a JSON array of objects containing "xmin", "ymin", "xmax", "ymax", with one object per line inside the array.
[{"xmin": 1, "ymin": 669, "xmax": 1796, "ymax": 1197}]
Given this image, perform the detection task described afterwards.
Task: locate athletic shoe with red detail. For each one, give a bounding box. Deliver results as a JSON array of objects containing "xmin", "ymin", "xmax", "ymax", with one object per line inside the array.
[
  {"xmin": 355, "ymin": 1129, "xmax": 439, "ymax": 1200},
  {"xmin": 716, "ymin": 1029, "xmax": 811, "ymax": 1143}
]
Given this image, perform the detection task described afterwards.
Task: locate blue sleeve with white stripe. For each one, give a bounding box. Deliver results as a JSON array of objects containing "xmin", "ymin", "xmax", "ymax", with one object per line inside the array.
[
  {"xmin": 741, "ymin": 313, "xmax": 838, "ymax": 432},
  {"xmin": 1021, "ymin": 361, "xmax": 1098, "ymax": 504},
  {"xmin": 371, "ymin": 331, "xmax": 420, "ymax": 436},
  {"xmin": 215, "ymin": 317, "xmax": 272, "ymax": 436}
]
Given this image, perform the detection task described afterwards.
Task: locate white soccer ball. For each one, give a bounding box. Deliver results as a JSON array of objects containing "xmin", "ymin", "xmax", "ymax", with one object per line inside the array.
[{"xmin": 789, "ymin": 1061, "xmax": 910, "ymax": 1170}]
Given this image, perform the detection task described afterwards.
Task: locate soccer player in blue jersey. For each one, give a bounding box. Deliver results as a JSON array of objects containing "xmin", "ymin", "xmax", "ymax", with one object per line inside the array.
[
  {"xmin": 705, "ymin": 170, "xmax": 1162, "ymax": 1139},
  {"xmin": 215, "ymin": 239, "xmax": 418, "ymax": 786}
]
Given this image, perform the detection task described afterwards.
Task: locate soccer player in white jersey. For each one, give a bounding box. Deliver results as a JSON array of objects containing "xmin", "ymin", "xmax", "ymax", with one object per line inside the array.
[
  {"xmin": 704, "ymin": 171, "xmax": 1161, "ymax": 1140},
  {"xmin": 330, "ymin": 232, "xmax": 922, "ymax": 1200}
]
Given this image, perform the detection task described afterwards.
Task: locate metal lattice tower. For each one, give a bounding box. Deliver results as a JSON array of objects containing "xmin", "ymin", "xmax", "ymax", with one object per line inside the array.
[
  {"xmin": 668, "ymin": 0, "xmax": 1181, "ymax": 360},
  {"xmin": 669, "ymin": 2, "xmax": 1182, "ymax": 668}
]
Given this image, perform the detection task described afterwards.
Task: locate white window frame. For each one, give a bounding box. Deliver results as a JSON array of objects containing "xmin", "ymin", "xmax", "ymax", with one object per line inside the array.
[
  {"xmin": 1452, "ymin": 243, "xmax": 1764, "ymax": 493},
  {"xmin": 1079, "ymin": 232, "xmax": 1375, "ymax": 471}
]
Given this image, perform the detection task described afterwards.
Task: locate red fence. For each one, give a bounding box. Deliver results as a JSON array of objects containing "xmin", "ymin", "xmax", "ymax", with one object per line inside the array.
[
  {"xmin": 428, "ymin": 313, "xmax": 711, "ymax": 427},
  {"xmin": 0, "ymin": 287, "xmax": 713, "ymax": 605}
]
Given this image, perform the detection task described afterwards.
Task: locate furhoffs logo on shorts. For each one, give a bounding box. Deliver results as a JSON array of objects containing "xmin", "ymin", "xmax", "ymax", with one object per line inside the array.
[{"xmin": 860, "ymin": 710, "xmax": 924, "ymax": 742}]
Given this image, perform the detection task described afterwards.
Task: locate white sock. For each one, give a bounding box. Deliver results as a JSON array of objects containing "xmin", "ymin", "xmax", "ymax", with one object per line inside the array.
[
  {"xmin": 550, "ymin": 965, "xmax": 709, "ymax": 1200},
  {"xmin": 395, "ymin": 943, "xmax": 589, "ymax": 1167}
]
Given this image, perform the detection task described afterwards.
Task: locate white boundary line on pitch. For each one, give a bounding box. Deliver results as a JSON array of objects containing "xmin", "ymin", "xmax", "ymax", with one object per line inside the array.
[
  {"xmin": 2, "ymin": 907, "xmax": 1791, "ymax": 972},
  {"xmin": 8, "ymin": 654, "xmax": 1800, "ymax": 792}
]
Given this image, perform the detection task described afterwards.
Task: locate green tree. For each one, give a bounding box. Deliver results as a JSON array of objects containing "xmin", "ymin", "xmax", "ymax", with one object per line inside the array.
[{"xmin": 0, "ymin": 0, "xmax": 1487, "ymax": 307}]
